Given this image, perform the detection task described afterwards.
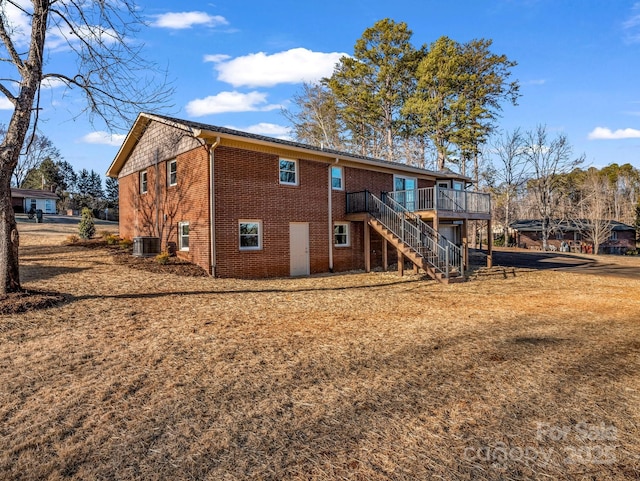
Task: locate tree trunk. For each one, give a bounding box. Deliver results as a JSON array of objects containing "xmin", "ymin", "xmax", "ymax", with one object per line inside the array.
[
  {"xmin": 0, "ymin": 176, "xmax": 20, "ymax": 293},
  {"xmin": 0, "ymin": 1, "xmax": 49, "ymax": 293}
]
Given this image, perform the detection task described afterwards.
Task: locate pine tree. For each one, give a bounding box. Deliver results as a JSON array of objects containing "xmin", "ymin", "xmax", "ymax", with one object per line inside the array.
[{"xmin": 78, "ymin": 207, "xmax": 96, "ymax": 239}]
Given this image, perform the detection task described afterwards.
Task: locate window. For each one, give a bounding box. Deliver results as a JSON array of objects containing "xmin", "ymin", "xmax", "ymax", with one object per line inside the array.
[
  {"xmin": 609, "ymin": 230, "xmax": 618, "ymax": 241},
  {"xmin": 279, "ymin": 159, "xmax": 298, "ymax": 185},
  {"xmin": 167, "ymin": 159, "xmax": 177, "ymax": 186},
  {"xmin": 334, "ymin": 222, "xmax": 350, "ymax": 247},
  {"xmin": 178, "ymin": 222, "xmax": 189, "ymax": 251},
  {"xmin": 331, "ymin": 166, "xmax": 343, "ymax": 190},
  {"xmin": 453, "ymin": 181, "xmax": 464, "ymax": 191},
  {"xmin": 239, "ymin": 220, "xmax": 262, "ymax": 250},
  {"xmin": 140, "ymin": 170, "xmax": 148, "ymax": 194},
  {"xmin": 394, "ymin": 175, "xmax": 417, "ymax": 211}
]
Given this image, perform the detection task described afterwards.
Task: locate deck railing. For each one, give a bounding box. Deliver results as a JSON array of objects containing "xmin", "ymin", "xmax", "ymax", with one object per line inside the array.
[
  {"xmin": 346, "ymin": 191, "xmax": 463, "ymax": 277},
  {"xmin": 388, "ymin": 187, "xmax": 491, "ymax": 214}
]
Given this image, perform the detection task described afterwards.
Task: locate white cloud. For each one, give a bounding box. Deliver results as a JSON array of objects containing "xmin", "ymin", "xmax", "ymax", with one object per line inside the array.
[
  {"xmin": 208, "ymin": 48, "xmax": 346, "ymax": 88},
  {"xmin": 41, "ymin": 77, "xmax": 67, "ymax": 89},
  {"xmin": 1, "ymin": 0, "xmax": 32, "ymax": 46},
  {"xmin": 204, "ymin": 54, "xmax": 231, "ymax": 63},
  {"xmin": 525, "ymin": 79, "xmax": 546, "ymax": 86},
  {"xmin": 623, "ymin": 3, "xmax": 640, "ymax": 43},
  {"xmin": 81, "ymin": 131, "xmax": 126, "ymax": 146},
  {"xmin": 185, "ymin": 91, "xmax": 281, "ymax": 117},
  {"xmin": 0, "ymin": 97, "xmax": 14, "ymax": 110},
  {"xmin": 151, "ymin": 12, "xmax": 228, "ymax": 29},
  {"xmin": 227, "ymin": 123, "xmax": 292, "ymax": 139},
  {"xmin": 588, "ymin": 127, "xmax": 640, "ymax": 140}
]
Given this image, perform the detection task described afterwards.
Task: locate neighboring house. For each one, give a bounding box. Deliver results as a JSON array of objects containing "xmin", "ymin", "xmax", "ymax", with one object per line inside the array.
[
  {"xmin": 107, "ymin": 113, "xmax": 492, "ymax": 283},
  {"xmin": 511, "ymin": 219, "xmax": 636, "ymax": 254},
  {"xmin": 11, "ymin": 188, "xmax": 58, "ymax": 214}
]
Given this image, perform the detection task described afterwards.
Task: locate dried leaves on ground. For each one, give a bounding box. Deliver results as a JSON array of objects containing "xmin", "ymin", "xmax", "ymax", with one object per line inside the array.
[{"xmin": 1, "ymin": 224, "xmax": 639, "ymax": 480}]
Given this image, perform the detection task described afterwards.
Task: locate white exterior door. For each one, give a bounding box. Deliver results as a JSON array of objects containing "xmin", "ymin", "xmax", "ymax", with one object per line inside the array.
[{"xmin": 289, "ymin": 222, "xmax": 310, "ymax": 276}]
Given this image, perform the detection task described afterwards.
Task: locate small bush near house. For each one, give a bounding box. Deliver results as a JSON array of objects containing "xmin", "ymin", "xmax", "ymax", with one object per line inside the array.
[
  {"xmin": 625, "ymin": 249, "xmax": 639, "ymax": 256},
  {"xmin": 119, "ymin": 238, "xmax": 133, "ymax": 250},
  {"xmin": 105, "ymin": 234, "xmax": 120, "ymax": 246},
  {"xmin": 155, "ymin": 251, "xmax": 170, "ymax": 265},
  {"xmin": 78, "ymin": 207, "xmax": 96, "ymax": 240}
]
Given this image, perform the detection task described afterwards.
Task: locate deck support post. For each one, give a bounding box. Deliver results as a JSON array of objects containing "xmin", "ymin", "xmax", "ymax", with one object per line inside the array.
[
  {"xmin": 462, "ymin": 218, "xmax": 468, "ymax": 273},
  {"xmin": 364, "ymin": 221, "xmax": 371, "ymax": 273},
  {"xmin": 487, "ymin": 219, "xmax": 493, "ymax": 268},
  {"xmin": 397, "ymin": 249, "xmax": 404, "ymax": 277},
  {"xmin": 382, "ymin": 239, "xmax": 388, "ymax": 271}
]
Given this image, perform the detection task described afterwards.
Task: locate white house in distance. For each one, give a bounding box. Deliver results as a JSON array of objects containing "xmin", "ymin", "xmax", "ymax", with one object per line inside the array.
[{"xmin": 10, "ymin": 188, "xmax": 58, "ymax": 214}]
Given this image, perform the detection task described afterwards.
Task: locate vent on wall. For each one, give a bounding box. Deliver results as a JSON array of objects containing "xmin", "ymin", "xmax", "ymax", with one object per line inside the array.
[{"xmin": 133, "ymin": 236, "xmax": 161, "ymax": 257}]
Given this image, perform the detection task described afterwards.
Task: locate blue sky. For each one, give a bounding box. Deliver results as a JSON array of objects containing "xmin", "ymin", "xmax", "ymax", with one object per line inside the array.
[{"xmin": 1, "ymin": 0, "xmax": 639, "ymax": 178}]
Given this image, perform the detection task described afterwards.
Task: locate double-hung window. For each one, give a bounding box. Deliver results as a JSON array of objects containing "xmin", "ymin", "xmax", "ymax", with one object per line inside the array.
[
  {"xmin": 331, "ymin": 166, "xmax": 344, "ymax": 190},
  {"xmin": 334, "ymin": 222, "xmax": 350, "ymax": 247},
  {"xmin": 178, "ymin": 222, "xmax": 189, "ymax": 251},
  {"xmin": 279, "ymin": 159, "xmax": 298, "ymax": 185},
  {"xmin": 167, "ymin": 159, "xmax": 177, "ymax": 186},
  {"xmin": 239, "ymin": 220, "xmax": 262, "ymax": 250},
  {"xmin": 140, "ymin": 170, "xmax": 148, "ymax": 194}
]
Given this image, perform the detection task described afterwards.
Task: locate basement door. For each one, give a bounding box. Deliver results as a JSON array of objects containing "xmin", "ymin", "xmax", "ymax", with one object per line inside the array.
[{"xmin": 289, "ymin": 222, "xmax": 310, "ymax": 276}]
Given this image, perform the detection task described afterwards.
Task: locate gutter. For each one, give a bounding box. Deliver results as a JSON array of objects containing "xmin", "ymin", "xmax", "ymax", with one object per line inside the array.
[{"xmin": 208, "ymin": 137, "xmax": 221, "ymax": 276}]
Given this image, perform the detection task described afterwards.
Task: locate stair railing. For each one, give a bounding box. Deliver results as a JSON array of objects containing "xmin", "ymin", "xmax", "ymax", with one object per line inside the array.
[
  {"xmin": 347, "ymin": 191, "xmax": 462, "ymax": 277},
  {"xmin": 383, "ymin": 193, "xmax": 463, "ymax": 276}
]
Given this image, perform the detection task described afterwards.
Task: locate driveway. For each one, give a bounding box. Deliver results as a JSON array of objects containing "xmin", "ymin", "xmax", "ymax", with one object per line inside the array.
[{"xmin": 491, "ymin": 247, "xmax": 640, "ymax": 280}]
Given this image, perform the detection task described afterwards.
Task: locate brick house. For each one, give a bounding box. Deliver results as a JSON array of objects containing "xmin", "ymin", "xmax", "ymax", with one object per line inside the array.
[
  {"xmin": 511, "ymin": 219, "xmax": 637, "ymax": 254},
  {"xmin": 107, "ymin": 113, "xmax": 492, "ymax": 282}
]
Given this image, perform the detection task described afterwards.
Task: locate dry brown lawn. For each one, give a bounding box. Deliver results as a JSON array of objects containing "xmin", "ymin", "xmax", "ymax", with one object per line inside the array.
[{"xmin": 1, "ymin": 221, "xmax": 639, "ymax": 480}]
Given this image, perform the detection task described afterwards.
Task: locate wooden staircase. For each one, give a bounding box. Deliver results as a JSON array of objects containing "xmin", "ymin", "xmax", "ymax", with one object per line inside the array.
[
  {"xmin": 368, "ymin": 218, "xmax": 464, "ymax": 284},
  {"xmin": 346, "ymin": 190, "xmax": 465, "ymax": 284}
]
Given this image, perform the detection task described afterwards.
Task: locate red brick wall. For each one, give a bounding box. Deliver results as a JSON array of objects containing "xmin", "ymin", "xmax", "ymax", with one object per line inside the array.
[
  {"xmin": 118, "ymin": 145, "xmax": 211, "ymax": 271},
  {"xmin": 214, "ymin": 147, "xmax": 332, "ymax": 278},
  {"xmin": 119, "ymin": 127, "xmax": 431, "ymax": 278},
  {"xmin": 517, "ymin": 230, "xmax": 636, "ymax": 254}
]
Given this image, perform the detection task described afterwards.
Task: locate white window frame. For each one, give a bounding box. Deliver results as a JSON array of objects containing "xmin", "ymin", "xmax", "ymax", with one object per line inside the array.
[
  {"xmin": 437, "ymin": 180, "xmax": 450, "ymax": 189},
  {"xmin": 167, "ymin": 159, "xmax": 177, "ymax": 186},
  {"xmin": 334, "ymin": 222, "xmax": 350, "ymax": 247},
  {"xmin": 453, "ymin": 180, "xmax": 464, "ymax": 191},
  {"xmin": 279, "ymin": 158, "xmax": 298, "ymax": 186},
  {"xmin": 239, "ymin": 220, "xmax": 262, "ymax": 251},
  {"xmin": 331, "ymin": 166, "xmax": 344, "ymax": 190},
  {"xmin": 140, "ymin": 170, "xmax": 148, "ymax": 194},
  {"xmin": 178, "ymin": 221, "xmax": 189, "ymax": 251}
]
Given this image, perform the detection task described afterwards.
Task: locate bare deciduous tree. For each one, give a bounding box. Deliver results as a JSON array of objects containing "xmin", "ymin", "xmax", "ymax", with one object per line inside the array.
[
  {"xmin": 0, "ymin": 0, "xmax": 172, "ymax": 293},
  {"xmin": 573, "ymin": 169, "xmax": 614, "ymax": 255},
  {"xmin": 488, "ymin": 128, "xmax": 529, "ymax": 243},
  {"xmin": 524, "ymin": 125, "xmax": 584, "ymax": 250}
]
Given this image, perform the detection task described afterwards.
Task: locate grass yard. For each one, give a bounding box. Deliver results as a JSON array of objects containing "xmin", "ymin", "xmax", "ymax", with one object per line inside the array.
[{"xmin": 1, "ymin": 222, "xmax": 639, "ymax": 480}]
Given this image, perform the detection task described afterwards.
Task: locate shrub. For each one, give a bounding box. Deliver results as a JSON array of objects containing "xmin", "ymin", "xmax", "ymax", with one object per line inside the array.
[
  {"xmin": 119, "ymin": 238, "xmax": 133, "ymax": 250},
  {"xmin": 64, "ymin": 234, "xmax": 80, "ymax": 245},
  {"xmin": 78, "ymin": 207, "xmax": 96, "ymax": 240},
  {"xmin": 98, "ymin": 230, "xmax": 113, "ymax": 239},
  {"xmin": 105, "ymin": 234, "xmax": 120, "ymax": 245},
  {"xmin": 155, "ymin": 251, "xmax": 170, "ymax": 265},
  {"xmin": 625, "ymin": 249, "xmax": 638, "ymax": 256}
]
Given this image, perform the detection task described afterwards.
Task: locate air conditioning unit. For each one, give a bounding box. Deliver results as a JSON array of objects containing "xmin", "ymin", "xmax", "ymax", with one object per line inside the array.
[{"xmin": 133, "ymin": 236, "xmax": 161, "ymax": 257}]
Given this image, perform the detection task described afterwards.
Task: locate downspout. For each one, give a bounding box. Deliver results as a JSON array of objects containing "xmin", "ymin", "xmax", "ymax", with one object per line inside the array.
[
  {"xmin": 208, "ymin": 137, "xmax": 220, "ymax": 276},
  {"xmin": 154, "ymin": 149, "xmax": 160, "ymax": 237},
  {"xmin": 328, "ymin": 159, "xmax": 339, "ymax": 272}
]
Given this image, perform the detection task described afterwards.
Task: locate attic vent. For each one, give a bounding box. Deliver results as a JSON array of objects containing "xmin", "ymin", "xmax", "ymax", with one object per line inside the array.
[{"xmin": 133, "ymin": 236, "xmax": 161, "ymax": 257}]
